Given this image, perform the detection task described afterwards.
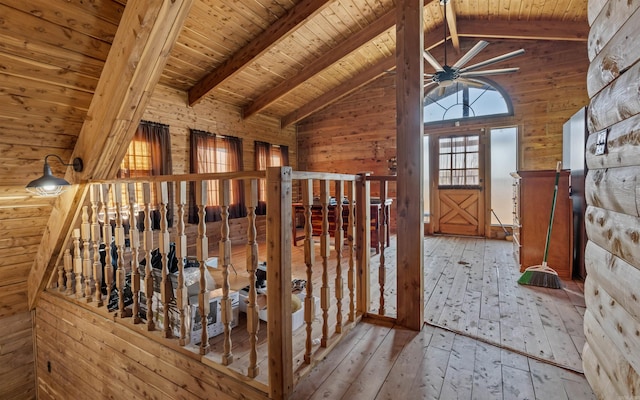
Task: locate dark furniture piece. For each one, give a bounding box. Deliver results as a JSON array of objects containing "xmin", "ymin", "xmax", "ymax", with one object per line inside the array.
[
  {"xmin": 292, "ymin": 199, "xmax": 392, "ymax": 253},
  {"xmin": 512, "ymin": 170, "xmax": 573, "ymax": 280}
]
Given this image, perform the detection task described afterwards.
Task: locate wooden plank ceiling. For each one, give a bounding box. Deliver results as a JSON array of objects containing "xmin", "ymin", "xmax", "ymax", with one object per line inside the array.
[{"xmin": 0, "ymin": 0, "xmax": 587, "ymax": 207}]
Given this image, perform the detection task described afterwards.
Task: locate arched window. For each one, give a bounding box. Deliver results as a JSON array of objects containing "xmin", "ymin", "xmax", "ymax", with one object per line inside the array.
[{"xmin": 424, "ymin": 79, "xmax": 513, "ymax": 123}]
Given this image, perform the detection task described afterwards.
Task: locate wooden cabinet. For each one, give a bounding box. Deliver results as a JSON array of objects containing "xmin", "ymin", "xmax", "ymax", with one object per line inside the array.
[{"xmin": 511, "ymin": 170, "xmax": 573, "ymax": 280}]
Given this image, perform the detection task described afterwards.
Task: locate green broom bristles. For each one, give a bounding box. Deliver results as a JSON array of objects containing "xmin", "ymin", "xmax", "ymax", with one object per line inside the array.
[{"xmin": 518, "ymin": 262, "xmax": 562, "ymax": 289}]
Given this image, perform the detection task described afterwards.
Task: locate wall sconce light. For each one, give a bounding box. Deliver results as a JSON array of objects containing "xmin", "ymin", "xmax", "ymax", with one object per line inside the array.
[{"xmin": 26, "ymin": 154, "xmax": 84, "ymax": 197}]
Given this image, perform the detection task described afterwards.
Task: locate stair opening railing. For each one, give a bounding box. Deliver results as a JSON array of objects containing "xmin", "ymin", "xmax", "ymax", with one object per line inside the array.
[{"xmin": 47, "ymin": 167, "xmax": 393, "ymax": 399}]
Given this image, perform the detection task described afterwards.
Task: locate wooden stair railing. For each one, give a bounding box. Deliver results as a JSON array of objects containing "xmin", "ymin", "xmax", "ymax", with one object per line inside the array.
[{"xmin": 45, "ymin": 169, "xmax": 384, "ymax": 399}]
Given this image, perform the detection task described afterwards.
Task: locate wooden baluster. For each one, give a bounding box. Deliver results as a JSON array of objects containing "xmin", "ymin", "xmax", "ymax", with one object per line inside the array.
[
  {"xmin": 57, "ymin": 257, "xmax": 65, "ymax": 292},
  {"xmin": 128, "ymin": 183, "xmax": 141, "ymax": 323},
  {"xmin": 81, "ymin": 206, "xmax": 93, "ymax": 301},
  {"xmin": 347, "ymin": 181, "xmax": 357, "ymax": 322},
  {"xmin": 245, "ymin": 179, "xmax": 259, "ymax": 376},
  {"xmin": 157, "ymin": 182, "xmax": 172, "ymax": 337},
  {"xmin": 302, "ymin": 179, "xmax": 315, "ymax": 363},
  {"xmin": 73, "ymin": 228, "xmax": 83, "ymax": 297},
  {"xmin": 90, "ymin": 185, "xmax": 103, "ymax": 306},
  {"xmin": 378, "ymin": 181, "xmax": 388, "ymax": 316},
  {"xmin": 100, "ymin": 184, "xmax": 114, "ymax": 304},
  {"xmin": 175, "ymin": 182, "xmax": 189, "ymax": 345},
  {"xmin": 142, "ymin": 183, "xmax": 155, "ymax": 330},
  {"xmin": 219, "ymin": 179, "xmax": 234, "ymax": 365},
  {"xmin": 334, "ymin": 180, "xmax": 344, "ymax": 333},
  {"xmin": 319, "ymin": 180, "xmax": 330, "ymax": 347},
  {"xmin": 196, "ymin": 180, "xmax": 210, "ymax": 354},
  {"xmin": 64, "ymin": 249, "xmax": 73, "ymax": 295},
  {"xmin": 113, "ymin": 183, "xmax": 129, "ymax": 318}
]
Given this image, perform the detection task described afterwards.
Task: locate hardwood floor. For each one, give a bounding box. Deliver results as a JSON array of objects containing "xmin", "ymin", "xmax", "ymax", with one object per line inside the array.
[{"xmin": 293, "ymin": 236, "xmax": 596, "ymax": 399}]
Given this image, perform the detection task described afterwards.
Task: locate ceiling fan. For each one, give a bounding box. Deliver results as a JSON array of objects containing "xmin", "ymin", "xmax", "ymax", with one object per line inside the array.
[{"xmin": 424, "ymin": 0, "xmax": 525, "ymax": 92}]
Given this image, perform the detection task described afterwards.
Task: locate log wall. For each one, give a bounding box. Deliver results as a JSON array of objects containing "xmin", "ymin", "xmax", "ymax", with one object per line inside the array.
[{"xmin": 583, "ymin": 0, "xmax": 640, "ymax": 397}]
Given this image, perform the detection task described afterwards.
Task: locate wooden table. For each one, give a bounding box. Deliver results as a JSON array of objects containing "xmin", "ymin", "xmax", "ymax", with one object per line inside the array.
[{"xmin": 292, "ymin": 199, "xmax": 392, "ymax": 253}]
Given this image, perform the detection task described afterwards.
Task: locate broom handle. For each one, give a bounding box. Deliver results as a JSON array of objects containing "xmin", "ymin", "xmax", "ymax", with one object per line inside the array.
[{"xmin": 542, "ymin": 161, "xmax": 562, "ymax": 264}]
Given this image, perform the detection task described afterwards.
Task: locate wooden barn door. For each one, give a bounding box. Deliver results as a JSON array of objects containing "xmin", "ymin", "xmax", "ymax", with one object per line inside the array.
[{"xmin": 432, "ymin": 134, "xmax": 485, "ymax": 236}]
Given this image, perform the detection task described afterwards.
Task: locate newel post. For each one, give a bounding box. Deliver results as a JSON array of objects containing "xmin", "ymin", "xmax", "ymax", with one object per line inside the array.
[
  {"xmin": 266, "ymin": 166, "xmax": 293, "ymax": 399},
  {"xmin": 355, "ymin": 172, "xmax": 371, "ymax": 316}
]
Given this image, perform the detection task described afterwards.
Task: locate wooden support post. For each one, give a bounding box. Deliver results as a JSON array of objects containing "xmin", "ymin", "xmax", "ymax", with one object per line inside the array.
[
  {"xmin": 334, "ymin": 180, "xmax": 344, "ymax": 333},
  {"xmin": 266, "ymin": 166, "xmax": 293, "ymax": 400},
  {"xmin": 244, "ymin": 179, "xmax": 259, "ymax": 377},
  {"xmin": 302, "ymin": 179, "xmax": 315, "ymax": 364},
  {"xmin": 175, "ymin": 181, "xmax": 189, "ymax": 345},
  {"xmin": 355, "ymin": 173, "xmax": 371, "ymax": 316},
  {"xmin": 219, "ymin": 179, "xmax": 234, "ymax": 365},
  {"xmin": 396, "ymin": 0, "xmax": 425, "ymax": 331},
  {"xmin": 319, "ymin": 180, "xmax": 331, "ymax": 347}
]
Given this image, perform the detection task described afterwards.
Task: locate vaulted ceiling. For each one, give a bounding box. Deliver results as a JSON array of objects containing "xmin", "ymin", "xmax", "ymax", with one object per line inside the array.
[{"xmin": 0, "ymin": 0, "xmax": 588, "ymax": 207}]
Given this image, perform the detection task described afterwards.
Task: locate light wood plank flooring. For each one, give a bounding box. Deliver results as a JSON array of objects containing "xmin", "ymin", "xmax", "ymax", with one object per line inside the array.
[{"xmin": 293, "ymin": 236, "xmax": 596, "ymax": 399}]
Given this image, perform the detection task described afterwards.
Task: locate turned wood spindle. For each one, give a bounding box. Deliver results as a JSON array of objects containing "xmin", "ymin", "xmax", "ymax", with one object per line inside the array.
[
  {"xmin": 319, "ymin": 180, "xmax": 331, "ymax": 347},
  {"xmin": 302, "ymin": 179, "xmax": 315, "ymax": 364},
  {"xmin": 196, "ymin": 180, "xmax": 210, "ymax": 355},
  {"xmin": 245, "ymin": 179, "xmax": 259, "ymax": 377}
]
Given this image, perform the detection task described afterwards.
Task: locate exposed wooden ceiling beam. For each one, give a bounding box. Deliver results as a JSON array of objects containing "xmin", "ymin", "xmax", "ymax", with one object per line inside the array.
[
  {"xmin": 281, "ymin": 55, "xmax": 396, "ymax": 128},
  {"xmin": 444, "ymin": 0, "xmax": 460, "ymax": 52},
  {"xmin": 28, "ymin": 0, "xmax": 194, "ymax": 309},
  {"xmin": 457, "ymin": 19, "xmax": 589, "ymax": 41},
  {"xmin": 243, "ymin": 8, "xmax": 396, "ymax": 120},
  {"xmin": 188, "ymin": 0, "xmax": 332, "ymax": 107}
]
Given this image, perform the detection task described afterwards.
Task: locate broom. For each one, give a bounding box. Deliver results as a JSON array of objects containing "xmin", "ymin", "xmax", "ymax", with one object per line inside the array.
[{"xmin": 517, "ymin": 161, "xmax": 563, "ymax": 289}]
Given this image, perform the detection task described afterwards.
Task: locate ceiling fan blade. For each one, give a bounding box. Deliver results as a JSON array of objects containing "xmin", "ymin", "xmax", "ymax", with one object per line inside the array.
[
  {"xmin": 459, "ymin": 67, "xmax": 520, "ymax": 78},
  {"xmin": 451, "ymin": 40, "xmax": 489, "ymax": 69},
  {"xmin": 424, "ymin": 73, "xmax": 434, "ymax": 78},
  {"xmin": 423, "ymin": 50, "xmax": 444, "ymax": 72},
  {"xmin": 424, "ymin": 80, "xmax": 438, "ymax": 88},
  {"xmin": 458, "ymin": 49, "xmax": 525, "ymax": 73},
  {"xmin": 457, "ymin": 77, "xmax": 485, "ymax": 88},
  {"xmin": 438, "ymin": 86, "xmax": 446, "ymax": 96}
]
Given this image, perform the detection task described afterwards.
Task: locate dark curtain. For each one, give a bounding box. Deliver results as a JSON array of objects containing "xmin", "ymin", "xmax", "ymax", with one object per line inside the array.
[
  {"xmin": 117, "ymin": 120, "xmax": 173, "ymax": 230},
  {"xmin": 188, "ymin": 129, "xmax": 245, "ymax": 223},
  {"xmin": 255, "ymin": 141, "xmax": 288, "ymax": 215}
]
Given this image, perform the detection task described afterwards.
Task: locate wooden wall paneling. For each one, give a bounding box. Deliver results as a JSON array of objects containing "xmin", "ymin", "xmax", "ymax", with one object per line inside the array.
[
  {"xmin": 0, "ymin": 311, "xmax": 34, "ymax": 400},
  {"xmin": 36, "ymin": 293, "xmax": 269, "ymax": 400},
  {"xmin": 587, "ymin": 6, "xmax": 640, "ymax": 97}
]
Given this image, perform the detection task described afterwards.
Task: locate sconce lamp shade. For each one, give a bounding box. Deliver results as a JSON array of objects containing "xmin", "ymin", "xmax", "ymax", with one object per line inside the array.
[{"xmin": 26, "ymin": 155, "xmax": 83, "ymax": 197}]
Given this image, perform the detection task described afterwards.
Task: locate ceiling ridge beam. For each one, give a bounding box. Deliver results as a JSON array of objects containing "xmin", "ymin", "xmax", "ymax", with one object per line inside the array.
[
  {"xmin": 188, "ymin": 0, "xmax": 333, "ymax": 107},
  {"xmin": 457, "ymin": 19, "xmax": 589, "ymax": 42},
  {"xmin": 281, "ymin": 55, "xmax": 395, "ymax": 128},
  {"xmin": 242, "ymin": 8, "xmax": 396, "ymax": 120},
  {"xmin": 28, "ymin": 0, "xmax": 194, "ymax": 309}
]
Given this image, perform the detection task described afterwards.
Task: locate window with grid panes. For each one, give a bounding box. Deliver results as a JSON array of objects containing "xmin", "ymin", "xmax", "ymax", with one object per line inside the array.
[{"xmin": 438, "ymin": 135, "xmax": 480, "ymax": 187}]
